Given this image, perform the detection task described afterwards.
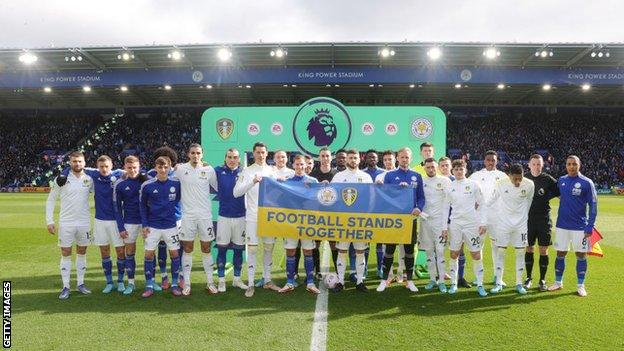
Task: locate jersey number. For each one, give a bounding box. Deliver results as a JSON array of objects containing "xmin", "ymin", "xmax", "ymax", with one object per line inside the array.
[
  {"xmin": 171, "ymin": 234, "xmax": 180, "ymax": 244},
  {"xmin": 470, "ymin": 237, "xmax": 480, "ymax": 246}
]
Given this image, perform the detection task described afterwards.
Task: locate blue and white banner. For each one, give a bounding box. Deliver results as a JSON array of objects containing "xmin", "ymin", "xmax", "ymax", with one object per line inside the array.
[{"xmin": 257, "ymin": 178, "xmax": 414, "ymax": 243}]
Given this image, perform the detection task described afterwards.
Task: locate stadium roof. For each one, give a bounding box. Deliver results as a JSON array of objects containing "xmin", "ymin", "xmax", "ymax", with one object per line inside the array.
[{"xmin": 1, "ymin": 42, "xmax": 623, "ymax": 108}]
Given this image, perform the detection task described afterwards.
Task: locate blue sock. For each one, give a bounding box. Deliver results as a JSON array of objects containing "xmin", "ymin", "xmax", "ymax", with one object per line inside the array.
[
  {"xmin": 458, "ymin": 252, "xmax": 466, "ymax": 280},
  {"xmin": 217, "ymin": 246, "xmax": 227, "ymax": 278},
  {"xmin": 116, "ymin": 258, "xmax": 125, "ymax": 283},
  {"xmin": 102, "ymin": 257, "xmax": 113, "ymax": 284},
  {"xmin": 376, "ymin": 244, "xmax": 384, "ymax": 272},
  {"xmin": 286, "ymin": 255, "xmax": 296, "ymax": 285},
  {"xmin": 171, "ymin": 256, "xmax": 181, "ymax": 286},
  {"xmin": 126, "ymin": 254, "xmax": 136, "ymax": 280},
  {"xmin": 144, "ymin": 258, "xmax": 155, "ymax": 288},
  {"xmin": 576, "ymin": 258, "xmax": 587, "ymax": 285},
  {"xmin": 157, "ymin": 242, "xmax": 167, "ymax": 274},
  {"xmin": 304, "ymin": 255, "xmax": 315, "ymax": 285},
  {"xmin": 555, "ymin": 256, "xmax": 565, "ymax": 283},
  {"xmin": 233, "ymin": 248, "xmax": 243, "ymax": 277},
  {"xmin": 349, "ymin": 244, "xmax": 356, "ymax": 272}
]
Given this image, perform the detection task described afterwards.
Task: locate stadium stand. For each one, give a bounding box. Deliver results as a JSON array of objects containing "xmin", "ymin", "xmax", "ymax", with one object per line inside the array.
[{"xmin": 1, "ymin": 109, "xmax": 623, "ymax": 190}]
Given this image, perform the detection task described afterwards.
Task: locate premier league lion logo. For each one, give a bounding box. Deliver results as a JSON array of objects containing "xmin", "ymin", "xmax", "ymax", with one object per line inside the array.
[{"xmin": 307, "ymin": 108, "xmax": 337, "ymax": 147}]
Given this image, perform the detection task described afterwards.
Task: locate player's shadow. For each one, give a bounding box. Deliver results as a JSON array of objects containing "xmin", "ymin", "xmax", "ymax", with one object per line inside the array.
[{"xmin": 326, "ymin": 278, "xmax": 568, "ymax": 320}]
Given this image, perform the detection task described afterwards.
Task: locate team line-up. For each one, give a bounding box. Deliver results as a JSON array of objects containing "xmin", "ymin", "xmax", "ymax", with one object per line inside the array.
[{"xmin": 45, "ymin": 141, "xmax": 597, "ymax": 299}]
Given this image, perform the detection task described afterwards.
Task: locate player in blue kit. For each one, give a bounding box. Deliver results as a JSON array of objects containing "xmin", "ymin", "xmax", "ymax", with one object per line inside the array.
[
  {"xmin": 548, "ymin": 156, "xmax": 598, "ymax": 297},
  {"xmin": 146, "ymin": 146, "xmax": 182, "ymax": 290},
  {"xmin": 62, "ymin": 155, "xmax": 126, "ymax": 293},
  {"xmin": 113, "ymin": 155, "xmax": 148, "ymax": 295},
  {"xmin": 215, "ymin": 148, "xmax": 249, "ymax": 293},
  {"xmin": 278, "ymin": 155, "xmax": 321, "ymax": 294},
  {"xmin": 139, "ymin": 156, "xmax": 183, "ymax": 298},
  {"xmin": 376, "ymin": 147, "xmax": 425, "ymax": 293}
]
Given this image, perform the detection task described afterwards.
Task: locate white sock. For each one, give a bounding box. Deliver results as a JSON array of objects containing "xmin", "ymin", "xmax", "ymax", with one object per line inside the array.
[
  {"xmin": 490, "ymin": 238, "xmax": 498, "ymax": 274},
  {"xmin": 337, "ymin": 252, "xmax": 346, "ymax": 284},
  {"xmin": 435, "ymin": 246, "xmax": 446, "ymax": 282},
  {"xmin": 202, "ymin": 252, "xmax": 214, "ymax": 284},
  {"xmin": 182, "ymin": 254, "xmax": 193, "ymax": 285},
  {"xmin": 355, "ymin": 253, "xmax": 365, "ymax": 284},
  {"xmin": 60, "ymin": 255, "xmax": 71, "ymax": 288},
  {"xmin": 398, "ymin": 245, "xmax": 406, "ymax": 271},
  {"xmin": 247, "ymin": 246, "xmax": 257, "ymax": 287},
  {"xmin": 128, "ymin": 278, "xmax": 135, "ymax": 285},
  {"xmin": 449, "ymin": 258, "xmax": 458, "ymax": 285},
  {"xmin": 426, "ymin": 250, "xmax": 436, "ymax": 282},
  {"xmin": 515, "ymin": 248, "xmax": 525, "ymax": 285},
  {"xmin": 496, "ymin": 247, "xmax": 506, "ymax": 286},
  {"xmin": 473, "ymin": 259, "xmax": 484, "ymax": 286},
  {"xmin": 263, "ymin": 244, "xmax": 274, "ymax": 282},
  {"xmin": 76, "ymin": 254, "xmax": 87, "ymax": 286}
]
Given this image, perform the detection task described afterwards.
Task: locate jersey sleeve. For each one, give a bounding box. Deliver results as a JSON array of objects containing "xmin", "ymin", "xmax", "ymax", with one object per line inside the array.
[
  {"xmin": 585, "ymin": 179, "xmax": 598, "ymax": 233},
  {"xmin": 208, "ymin": 167, "xmax": 218, "ymax": 192},
  {"xmin": 486, "ymin": 182, "xmax": 501, "ymax": 208},
  {"xmin": 233, "ymin": 169, "xmax": 254, "ymax": 198},
  {"xmin": 45, "ymin": 181, "xmax": 61, "ymax": 225},
  {"xmin": 475, "ymin": 183, "xmax": 487, "ymax": 226},
  {"xmin": 548, "ymin": 175, "xmax": 560, "ymax": 199},
  {"xmin": 441, "ymin": 187, "xmax": 451, "ymax": 231},
  {"xmin": 113, "ymin": 180, "xmax": 125, "ymax": 232},
  {"xmin": 139, "ymin": 183, "xmax": 149, "ymax": 228},
  {"xmin": 415, "ymin": 173, "xmax": 425, "ymax": 211}
]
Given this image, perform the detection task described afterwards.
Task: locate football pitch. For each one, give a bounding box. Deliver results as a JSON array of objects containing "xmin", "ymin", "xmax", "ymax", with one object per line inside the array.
[{"xmin": 1, "ymin": 194, "xmax": 622, "ymax": 350}]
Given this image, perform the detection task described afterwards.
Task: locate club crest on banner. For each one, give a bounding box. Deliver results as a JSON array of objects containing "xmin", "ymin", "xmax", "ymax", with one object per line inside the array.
[
  {"xmin": 317, "ymin": 187, "xmax": 338, "ymax": 206},
  {"xmin": 342, "ymin": 187, "xmax": 358, "ymax": 206}
]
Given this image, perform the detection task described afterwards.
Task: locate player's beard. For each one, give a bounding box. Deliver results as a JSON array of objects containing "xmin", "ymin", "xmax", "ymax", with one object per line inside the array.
[{"xmin": 71, "ymin": 165, "xmax": 83, "ymax": 173}]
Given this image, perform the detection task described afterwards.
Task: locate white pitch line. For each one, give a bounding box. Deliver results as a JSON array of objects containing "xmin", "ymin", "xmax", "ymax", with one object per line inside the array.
[{"xmin": 310, "ymin": 240, "xmax": 330, "ymax": 351}]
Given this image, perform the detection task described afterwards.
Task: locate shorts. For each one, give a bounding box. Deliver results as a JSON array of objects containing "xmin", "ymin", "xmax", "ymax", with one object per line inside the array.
[
  {"xmin": 284, "ymin": 238, "xmax": 316, "ymax": 250},
  {"xmin": 496, "ymin": 225, "xmax": 528, "ymax": 248},
  {"xmin": 418, "ymin": 218, "xmax": 446, "ymax": 251},
  {"xmin": 93, "ymin": 219, "xmax": 123, "ymax": 247},
  {"xmin": 553, "ymin": 228, "xmax": 590, "ymax": 253},
  {"xmin": 179, "ymin": 218, "xmax": 215, "ymax": 242},
  {"xmin": 144, "ymin": 227, "xmax": 181, "ymax": 251},
  {"xmin": 58, "ymin": 225, "xmax": 91, "ymax": 248},
  {"xmin": 123, "ymin": 224, "xmax": 142, "ymax": 244},
  {"xmin": 527, "ymin": 216, "xmax": 552, "ymax": 247},
  {"xmin": 449, "ymin": 222, "xmax": 483, "ymax": 252},
  {"xmin": 245, "ymin": 220, "xmax": 275, "ymax": 246},
  {"xmin": 216, "ymin": 216, "xmax": 246, "ymax": 246}
]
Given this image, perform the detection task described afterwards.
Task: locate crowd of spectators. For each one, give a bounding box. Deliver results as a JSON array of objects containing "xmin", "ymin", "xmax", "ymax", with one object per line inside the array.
[
  {"xmin": 0, "ymin": 112, "xmax": 102, "ymax": 187},
  {"xmin": 1, "ymin": 108, "xmax": 623, "ymax": 190},
  {"xmin": 446, "ymin": 111, "xmax": 624, "ymax": 189},
  {"xmin": 81, "ymin": 110, "xmax": 201, "ymax": 169}
]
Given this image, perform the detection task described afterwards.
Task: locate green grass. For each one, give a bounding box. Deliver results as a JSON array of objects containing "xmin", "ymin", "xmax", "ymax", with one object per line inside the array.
[{"xmin": 1, "ymin": 194, "xmax": 623, "ymax": 350}]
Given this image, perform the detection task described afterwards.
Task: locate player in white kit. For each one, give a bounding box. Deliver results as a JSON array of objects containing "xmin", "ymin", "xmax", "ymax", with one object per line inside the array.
[
  {"xmin": 420, "ymin": 158, "xmax": 452, "ymax": 293},
  {"xmin": 46, "ymin": 151, "xmax": 93, "ymax": 299},
  {"xmin": 233, "ymin": 142, "xmax": 278, "ymax": 297},
  {"xmin": 487, "ymin": 164, "xmax": 534, "ymax": 295},
  {"xmin": 442, "ymin": 159, "xmax": 489, "ymax": 297},
  {"xmin": 330, "ymin": 149, "xmax": 373, "ymax": 293},
  {"xmin": 469, "ymin": 150, "xmax": 507, "ymax": 286},
  {"xmin": 174, "ymin": 144, "xmax": 219, "ymax": 295}
]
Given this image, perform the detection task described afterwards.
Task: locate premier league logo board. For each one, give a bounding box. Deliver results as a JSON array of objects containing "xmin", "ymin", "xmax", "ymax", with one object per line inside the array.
[{"xmin": 201, "ymin": 97, "xmax": 446, "ymax": 167}]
